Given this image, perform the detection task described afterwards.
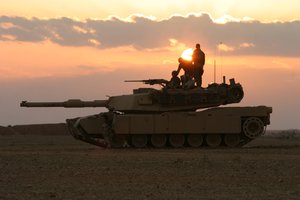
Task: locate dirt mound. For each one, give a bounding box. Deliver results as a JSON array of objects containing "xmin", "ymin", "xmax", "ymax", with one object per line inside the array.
[{"xmin": 0, "ymin": 123, "xmax": 68, "ymax": 135}]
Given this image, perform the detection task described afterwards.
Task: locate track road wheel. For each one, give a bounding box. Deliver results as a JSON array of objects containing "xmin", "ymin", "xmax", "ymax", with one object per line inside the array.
[
  {"xmin": 206, "ymin": 134, "xmax": 222, "ymax": 147},
  {"xmin": 187, "ymin": 134, "xmax": 203, "ymax": 147},
  {"xmin": 131, "ymin": 135, "xmax": 148, "ymax": 148},
  {"xmin": 151, "ymin": 134, "xmax": 167, "ymax": 148},
  {"xmin": 243, "ymin": 117, "xmax": 264, "ymax": 139},
  {"xmin": 169, "ymin": 134, "xmax": 185, "ymax": 148},
  {"xmin": 224, "ymin": 134, "xmax": 240, "ymax": 147}
]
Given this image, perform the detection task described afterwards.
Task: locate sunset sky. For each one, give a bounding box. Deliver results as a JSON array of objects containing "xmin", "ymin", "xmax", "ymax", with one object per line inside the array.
[{"xmin": 1, "ymin": 0, "xmax": 300, "ymax": 129}]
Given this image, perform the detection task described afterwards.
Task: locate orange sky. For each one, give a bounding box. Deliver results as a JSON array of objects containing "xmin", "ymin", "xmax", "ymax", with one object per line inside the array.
[
  {"xmin": 0, "ymin": 1, "xmax": 300, "ymax": 129},
  {"xmin": 1, "ymin": 0, "xmax": 300, "ymax": 22},
  {"xmin": 0, "ymin": 40, "xmax": 299, "ymax": 83},
  {"xmin": 0, "ymin": 40, "xmax": 183, "ymax": 79}
]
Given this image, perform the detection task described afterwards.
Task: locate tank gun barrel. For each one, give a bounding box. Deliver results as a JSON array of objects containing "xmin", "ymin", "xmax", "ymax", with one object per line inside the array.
[{"xmin": 20, "ymin": 99, "xmax": 108, "ymax": 108}]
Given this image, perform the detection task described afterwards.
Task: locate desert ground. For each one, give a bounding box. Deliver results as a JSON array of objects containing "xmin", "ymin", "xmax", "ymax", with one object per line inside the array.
[{"xmin": 0, "ymin": 125, "xmax": 299, "ymax": 200}]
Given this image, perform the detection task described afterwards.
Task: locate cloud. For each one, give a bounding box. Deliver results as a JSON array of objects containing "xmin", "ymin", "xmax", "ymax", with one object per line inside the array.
[
  {"xmin": 1, "ymin": 14, "xmax": 300, "ymax": 56},
  {"xmin": 218, "ymin": 43, "xmax": 235, "ymax": 52},
  {"xmin": 0, "ymin": 34, "xmax": 16, "ymax": 40},
  {"xmin": 239, "ymin": 42, "xmax": 255, "ymax": 48}
]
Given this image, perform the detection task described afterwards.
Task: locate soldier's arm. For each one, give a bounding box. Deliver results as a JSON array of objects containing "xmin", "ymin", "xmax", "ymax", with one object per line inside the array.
[{"xmin": 176, "ymin": 64, "xmax": 182, "ymax": 74}]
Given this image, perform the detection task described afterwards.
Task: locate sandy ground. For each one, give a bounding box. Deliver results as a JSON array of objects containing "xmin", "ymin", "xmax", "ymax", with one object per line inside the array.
[{"xmin": 0, "ymin": 134, "xmax": 300, "ymax": 200}]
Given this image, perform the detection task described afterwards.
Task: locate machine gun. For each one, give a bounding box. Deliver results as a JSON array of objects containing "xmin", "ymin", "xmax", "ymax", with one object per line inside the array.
[{"xmin": 125, "ymin": 79, "xmax": 168, "ymax": 86}]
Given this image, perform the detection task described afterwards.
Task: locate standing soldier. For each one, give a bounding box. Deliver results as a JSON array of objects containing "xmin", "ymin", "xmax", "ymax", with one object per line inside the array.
[{"xmin": 192, "ymin": 43, "xmax": 205, "ymax": 87}]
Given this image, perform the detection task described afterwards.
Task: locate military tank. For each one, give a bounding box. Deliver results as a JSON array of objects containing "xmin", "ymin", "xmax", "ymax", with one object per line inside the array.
[{"xmin": 20, "ymin": 77, "xmax": 272, "ymax": 148}]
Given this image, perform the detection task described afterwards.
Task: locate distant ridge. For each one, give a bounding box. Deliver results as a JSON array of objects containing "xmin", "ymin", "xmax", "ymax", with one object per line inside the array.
[
  {"xmin": 0, "ymin": 123, "xmax": 68, "ymax": 135},
  {"xmin": 266, "ymin": 129, "xmax": 300, "ymax": 138}
]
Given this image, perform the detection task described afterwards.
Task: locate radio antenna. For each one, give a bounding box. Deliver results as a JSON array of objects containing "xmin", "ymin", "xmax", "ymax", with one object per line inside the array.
[
  {"xmin": 214, "ymin": 59, "xmax": 216, "ymax": 83},
  {"xmin": 219, "ymin": 41, "xmax": 223, "ymax": 82}
]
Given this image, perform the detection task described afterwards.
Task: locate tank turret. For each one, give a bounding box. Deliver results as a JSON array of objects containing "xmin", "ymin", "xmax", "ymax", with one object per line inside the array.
[{"xmin": 21, "ymin": 78, "xmax": 243, "ymax": 113}]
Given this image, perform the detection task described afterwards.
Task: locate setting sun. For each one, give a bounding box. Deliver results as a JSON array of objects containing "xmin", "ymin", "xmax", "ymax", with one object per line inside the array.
[{"xmin": 181, "ymin": 48, "xmax": 193, "ymax": 61}]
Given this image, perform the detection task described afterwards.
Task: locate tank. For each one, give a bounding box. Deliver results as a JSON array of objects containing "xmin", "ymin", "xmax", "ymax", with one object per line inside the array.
[{"xmin": 20, "ymin": 77, "xmax": 272, "ymax": 148}]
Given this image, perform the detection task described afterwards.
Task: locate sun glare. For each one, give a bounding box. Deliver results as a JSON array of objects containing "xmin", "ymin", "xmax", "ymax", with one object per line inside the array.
[{"xmin": 181, "ymin": 48, "xmax": 193, "ymax": 61}]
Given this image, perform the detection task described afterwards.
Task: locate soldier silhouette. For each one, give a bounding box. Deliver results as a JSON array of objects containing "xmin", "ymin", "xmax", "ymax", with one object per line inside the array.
[
  {"xmin": 167, "ymin": 70, "xmax": 181, "ymax": 88},
  {"xmin": 192, "ymin": 43, "xmax": 205, "ymax": 87},
  {"xmin": 176, "ymin": 57, "xmax": 194, "ymax": 88}
]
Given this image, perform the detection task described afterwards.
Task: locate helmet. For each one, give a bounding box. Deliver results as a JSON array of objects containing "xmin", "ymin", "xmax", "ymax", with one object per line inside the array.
[
  {"xmin": 178, "ymin": 57, "xmax": 183, "ymax": 63},
  {"xmin": 172, "ymin": 70, "xmax": 178, "ymax": 76}
]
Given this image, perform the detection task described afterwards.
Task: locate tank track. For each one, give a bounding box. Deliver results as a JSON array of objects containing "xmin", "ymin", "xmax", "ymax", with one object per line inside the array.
[{"xmin": 66, "ymin": 118, "xmax": 255, "ymax": 148}]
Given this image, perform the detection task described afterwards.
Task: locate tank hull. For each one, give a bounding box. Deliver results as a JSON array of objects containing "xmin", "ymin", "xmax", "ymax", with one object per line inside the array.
[{"xmin": 66, "ymin": 106, "xmax": 272, "ymax": 148}]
